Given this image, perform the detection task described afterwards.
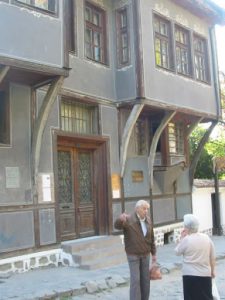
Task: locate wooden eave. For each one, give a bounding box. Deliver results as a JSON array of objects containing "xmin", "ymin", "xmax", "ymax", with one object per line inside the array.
[
  {"xmin": 117, "ymin": 99, "xmax": 219, "ymax": 123},
  {"xmin": 0, "ymin": 59, "xmax": 69, "ymax": 87},
  {"xmin": 171, "ymin": 0, "xmax": 225, "ymax": 25}
]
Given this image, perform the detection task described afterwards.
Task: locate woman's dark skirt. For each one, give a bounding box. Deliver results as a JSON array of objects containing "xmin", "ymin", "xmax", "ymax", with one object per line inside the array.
[{"xmin": 183, "ymin": 275, "xmax": 213, "ymax": 300}]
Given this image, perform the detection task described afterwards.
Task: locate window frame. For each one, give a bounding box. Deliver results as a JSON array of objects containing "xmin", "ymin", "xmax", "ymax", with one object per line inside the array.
[
  {"xmin": 84, "ymin": 1, "xmax": 108, "ymax": 65},
  {"xmin": 0, "ymin": 86, "xmax": 10, "ymax": 146},
  {"xmin": 14, "ymin": 0, "xmax": 58, "ymax": 15},
  {"xmin": 60, "ymin": 99, "xmax": 99, "ymax": 135},
  {"xmin": 66, "ymin": 0, "xmax": 77, "ymax": 54},
  {"xmin": 116, "ymin": 6, "xmax": 130, "ymax": 68},
  {"xmin": 168, "ymin": 122, "xmax": 184, "ymax": 155},
  {"xmin": 175, "ymin": 24, "xmax": 192, "ymax": 77},
  {"xmin": 193, "ymin": 34, "xmax": 210, "ymax": 83},
  {"xmin": 153, "ymin": 14, "xmax": 174, "ymax": 71}
]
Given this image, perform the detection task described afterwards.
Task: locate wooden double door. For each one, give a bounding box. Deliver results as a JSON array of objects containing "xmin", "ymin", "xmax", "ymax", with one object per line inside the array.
[{"xmin": 57, "ymin": 138, "xmax": 109, "ymax": 240}]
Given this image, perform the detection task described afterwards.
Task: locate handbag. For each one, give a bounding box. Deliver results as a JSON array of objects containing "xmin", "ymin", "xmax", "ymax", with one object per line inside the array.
[
  {"xmin": 149, "ymin": 263, "xmax": 162, "ymax": 280},
  {"xmin": 212, "ymin": 279, "xmax": 220, "ymax": 300}
]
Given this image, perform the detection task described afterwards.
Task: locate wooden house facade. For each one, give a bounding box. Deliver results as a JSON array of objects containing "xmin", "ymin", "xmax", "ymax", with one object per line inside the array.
[{"xmin": 0, "ymin": 0, "xmax": 224, "ymax": 259}]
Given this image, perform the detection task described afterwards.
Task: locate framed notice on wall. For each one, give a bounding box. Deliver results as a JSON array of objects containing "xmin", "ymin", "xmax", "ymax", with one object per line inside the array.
[
  {"xmin": 5, "ymin": 167, "xmax": 20, "ymax": 188},
  {"xmin": 111, "ymin": 173, "xmax": 121, "ymax": 199}
]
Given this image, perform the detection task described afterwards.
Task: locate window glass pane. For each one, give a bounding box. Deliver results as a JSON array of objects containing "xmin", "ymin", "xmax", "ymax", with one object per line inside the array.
[
  {"xmin": 94, "ymin": 46, "xmax": 101, "ymax": 61},
  {"xmin": 194, "ymin": 36, "xmax": 208, "ymax": 81},
  {"xmin": 168, "ymin": 123, "xmax": 184, "ymax": 154},
  {"xmin": 93, "ymin": 32, "xmax": 101, "ymax": 46},
  {"xmin": 121, "ymin": 11, "xmax": 127, "ymax": 28},
  {"xmin": 122, "ymin": 48, "xmax": 128, "ymax": 63},
  {"xmin": 160, "ymin": 22, "xmax": 168, "ymax": 36},
  {"xmin": 93, "ymin": 11, "xmax": 101, "ymax": 26},
  {"xmin": 121, "ymin": 33, "xmax": 128, "ymax": 47},
  {"xmin": 117, "ymin": 7, "xmax": 129, "ymax": 66},
  {"xmin": 154, "ymin": 15, "xmax": 172, "ymax": 70},
  {"xmin": 85, "ymin": 28, "xmax": 92, "ymax": 43},
  {"xmin": 17, "ymin": 0, "xmax": 56, "ymax": 12},
  {"xmin": 61, "ymin": 100, "xmax": 97, "ymax": 135},
  {"xmin": 0, "ymin": 90, "xmax": 9, "ymax": 144},
  {"xmin": 85, "ymin": 43, "xmax": 92, "ymax": 59},
  {"xmin": 85, "ymin": 7, "xmax": 91, "ymax": 21},
  {"xmin": 85, "ymin": 3, "xmax": 106, "ymax": 64},
  {"xmin": 34, "ymin": 0, "xmax": 48, "ymax": 10},
  {"xmin": 154, "ymin": 19, "xmax": 160, "ymax": 33}
]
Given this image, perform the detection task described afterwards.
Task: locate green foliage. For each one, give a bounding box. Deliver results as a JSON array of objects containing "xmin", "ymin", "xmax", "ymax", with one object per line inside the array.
[{"xmin": 189, "ymin": 125, "xmax": 225, "ymax": 179}]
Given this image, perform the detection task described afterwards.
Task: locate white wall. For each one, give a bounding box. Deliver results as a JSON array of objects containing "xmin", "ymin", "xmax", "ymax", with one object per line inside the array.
[
  {"xmin": 192, "ymin": 185, "xmax": 225, "ymax": 233},
  {"xmin": 192, "ymin": 186, "xmax": 214, "ymax": 232}
]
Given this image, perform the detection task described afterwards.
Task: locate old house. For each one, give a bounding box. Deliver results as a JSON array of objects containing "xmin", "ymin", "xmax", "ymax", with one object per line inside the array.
[{"xmin": 0, "ymin": 0, "xmax": 224, "ymax": 271}]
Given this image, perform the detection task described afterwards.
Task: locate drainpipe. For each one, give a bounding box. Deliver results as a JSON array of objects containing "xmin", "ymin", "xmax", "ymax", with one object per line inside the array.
[
  {"xmin": 209, "ymin": 26, "xmax": 221, "ymax": 120},
  {"xmin": 209, "ymin": 26, "xmax": 222, "ymax": 234}
]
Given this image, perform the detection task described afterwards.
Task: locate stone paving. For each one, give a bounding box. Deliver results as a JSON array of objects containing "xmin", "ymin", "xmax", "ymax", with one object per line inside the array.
[
  {"xmin": 0, "ymin": 236, "xmax": 225, "ymax": 300},
  {"xmin": 75, "ymin": 259, "xmax": 225, "ymax": 300}
]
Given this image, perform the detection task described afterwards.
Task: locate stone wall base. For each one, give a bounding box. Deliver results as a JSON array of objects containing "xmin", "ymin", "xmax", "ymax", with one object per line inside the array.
[{"xmin": 0, "ymin": 249, "xmax": 75, "ymax": 276}]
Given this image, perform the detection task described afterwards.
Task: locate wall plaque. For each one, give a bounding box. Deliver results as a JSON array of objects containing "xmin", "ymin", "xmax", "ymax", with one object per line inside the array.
[
  {"xmin": 5, "ymin": 167, "xmax": 20, "ymax": 188},
  {"xmin": 111, "ymin": 173, "xmax": 121, "ymax": 198},
  {"xmin": 132, "ymin": 170, "xmax": 144, "ymax": 183}
]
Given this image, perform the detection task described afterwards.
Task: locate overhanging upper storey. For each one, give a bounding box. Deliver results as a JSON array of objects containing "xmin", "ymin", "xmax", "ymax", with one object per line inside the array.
[
  {"xmin": 137, "ymin": 0, "xmax": 224, "ymax": 120},
  {"xmin": 0, "ymin": 0, "xmax": 68, "ymax": 80}
]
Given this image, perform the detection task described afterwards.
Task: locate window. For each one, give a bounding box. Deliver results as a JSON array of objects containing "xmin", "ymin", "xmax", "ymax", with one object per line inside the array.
[
  {"xmin": 116, "ymin": 7, "xmax": 130, "ymax": 67},
  {"xmin": 0, "ymin": 89, "xmax": 10, "ymax": 145},
  {"xmin": 16, "ymin": 0, "xmax": 56, "ymax": 13},
  {"xmin": 135, "ymin": 119, "xmax": 147, "ymax": 155},
  {"xmin": 60, "ymin": 100, "xmax": 98, "ymax": 135},
  {"xmin": 194, "ymin": 35, "xmax": 210, "ymax": 82},
  {"xmin": 168, "ymin": 123, "xmax": 184, "ymax": 155},
  {"xmin": 154, "ymin": 15, "xmax": 173, "ymax": 70},
  {"xmin": 175, "ymin": 25, "xmax": 192, "ymax": 76},
  {"xmin": 85, "ymin": 2, "xmax": 107, "ymax": 64},
  {"xmin": 66, "ymin": 0, "xmax": 76, "ymax": 53}
]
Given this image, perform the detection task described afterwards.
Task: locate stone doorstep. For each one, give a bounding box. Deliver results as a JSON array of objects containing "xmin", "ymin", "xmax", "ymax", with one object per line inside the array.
[
  {"xmin": 72, "ymin": 244, "xmax": 125, "ymax": 264},
  {"xmin": 62, "ymin": 236, "xmax": 124, "ymax": 254},
  {"xmin": 79, "ymin": 253, "xmax": 127, "ymax": 270}
]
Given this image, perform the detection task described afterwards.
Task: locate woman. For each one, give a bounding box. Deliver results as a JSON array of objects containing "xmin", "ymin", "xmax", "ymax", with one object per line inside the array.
[{"xmin": 175, "ymin": 214, "xmax": 216, "ymax": 300}]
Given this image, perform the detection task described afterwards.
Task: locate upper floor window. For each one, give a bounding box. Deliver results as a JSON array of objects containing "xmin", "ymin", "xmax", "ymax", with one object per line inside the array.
[
  {"xmin": 0, "ymin": 88, "xmax": 10, "ymax": 145},
  {"xmin": 16, "ymin": 0, "xmax": 56, "ymax": 13},
  {"xmin": 116, "ymin": 7, "xmax": 130, "ymax": 67},
  {"xmin": 85, "ymin": 2, "xmax": 107, "ymax": 64},
  {"xmin": 168, "ymin": 122, "xmax": 184, "ymax": 155},
  {"xmin": 134, "ymin": 118, "xmax": 147, "ymax": 155},
  {"xmin": 154, "ymin": 15, "xmax": 173, "ymax": 70},
  {"xmin": 194, "ymin": 35, "xmax": 210, "ymax": 83},
  {"xmin": 175, "ymin": 25, "xmax": 192, "ymax": 76},
  {"xmin": 66, "ymin": 0, "xmax": 76, "ymax": 53},
  {"xmin": 60, "ymin": 99, "xmax": 99, "ymax": 135}
]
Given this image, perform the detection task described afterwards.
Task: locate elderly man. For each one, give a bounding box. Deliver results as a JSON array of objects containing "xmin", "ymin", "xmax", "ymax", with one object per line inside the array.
[{"xmin": 114, "ymin": 200, "xmax": 157, "ymax": 300}]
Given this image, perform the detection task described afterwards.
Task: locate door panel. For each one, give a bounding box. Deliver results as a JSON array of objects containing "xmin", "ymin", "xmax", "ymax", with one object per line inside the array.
[
  {"xmin": 76, "ymin": 150, "xmax": 95, "ymax": 236},
  {"xmin": 57, "ymin": 146, "xmax": 96, "ymax": 240},
  {"xmin": 57, "ymin": 148, "xmax": 76, "ymax": 239}
]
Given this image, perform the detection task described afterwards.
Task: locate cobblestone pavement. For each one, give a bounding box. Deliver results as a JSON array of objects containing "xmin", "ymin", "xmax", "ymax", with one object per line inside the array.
[{"xmin": 70, "ymin": 259, "xmax": 225, "ymax": 300}]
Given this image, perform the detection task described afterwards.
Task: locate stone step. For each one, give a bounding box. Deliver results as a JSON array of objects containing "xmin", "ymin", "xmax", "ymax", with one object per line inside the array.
[
  {"xmin": 73, "ymin": 244, "xmax": 125, "ymax": 264},
  {"xmin": 62, "ymin": 235, "xmax": 124, "ymax": 253},
  {"xmin": 79, "ymin": 252, "xmax": 127, "ymax": 270},
  {"xmin": 61, "ymin": 235, "xmax": 127, "ymax": 270}
]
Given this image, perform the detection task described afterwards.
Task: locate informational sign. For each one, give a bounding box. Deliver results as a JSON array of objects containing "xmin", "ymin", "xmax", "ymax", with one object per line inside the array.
[
  {"xmin": 5, "ymin": 167, "xmax": 20, "ymax": 188},
  {"xmin": 42, "ymin": 174, "xmax": 52, "ymax": 202},
  {"xmin": 132, "ymin": 170, "xmax": 144, "ymax": 183},
  {"xmin": 111, "ymin": 173, "xmax": 121, "ymax": 199}
]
